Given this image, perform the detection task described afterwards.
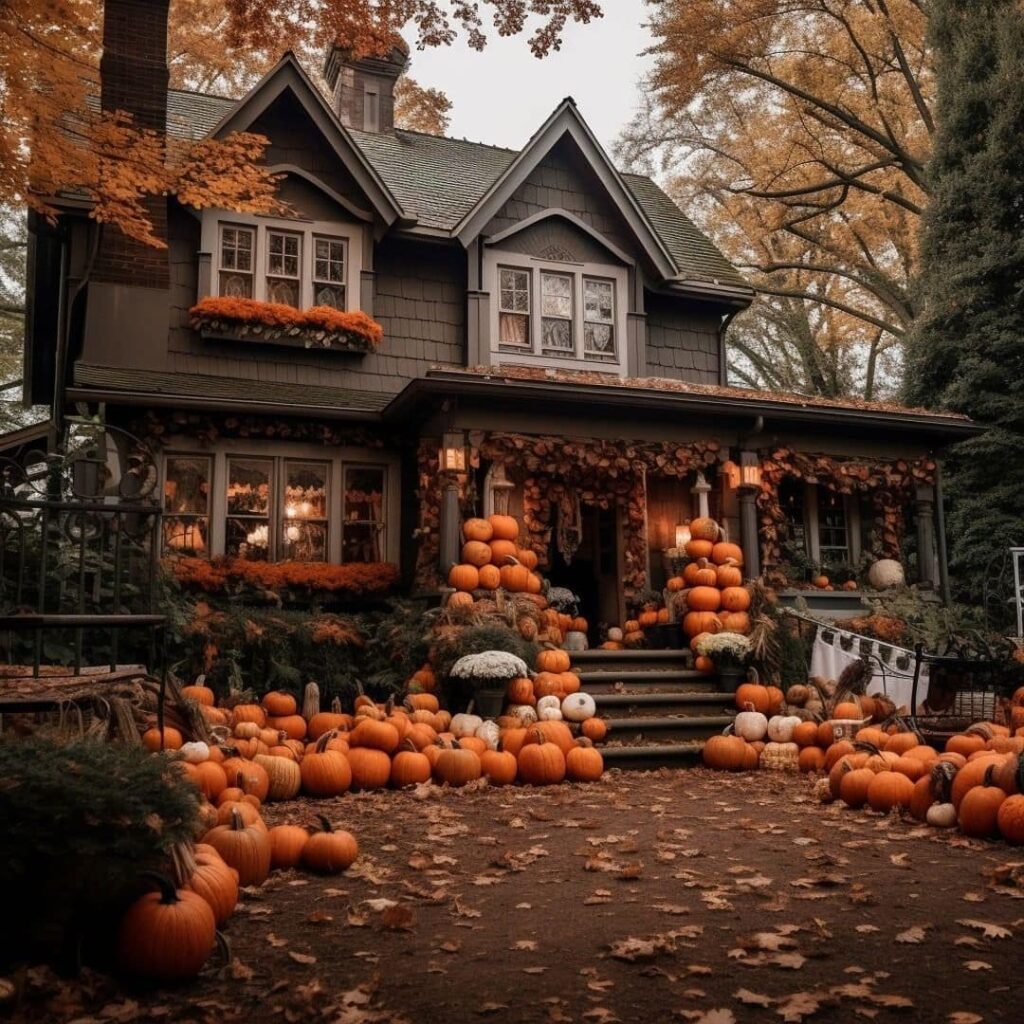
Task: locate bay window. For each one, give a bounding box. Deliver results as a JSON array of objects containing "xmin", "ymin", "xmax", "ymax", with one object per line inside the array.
[
  {"xmin": 162, "ymin": 449, "xmax": 395, "ymax": 563},
  {"xmin": 218, "ymin": 225, "xmax": 254, "ymax": 298}
]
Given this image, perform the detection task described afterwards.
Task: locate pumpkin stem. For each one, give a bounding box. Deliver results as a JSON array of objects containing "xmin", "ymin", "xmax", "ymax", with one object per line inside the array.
[
  {"xmin": 330, "ymin": 695, "xmax": 342, "ymax": 714},
  {"xmin": 315, "ymin": 731, "xmax": 336, "ymax": 753},
  {"xmin": 316, "ymin": 814, "xmax": 334, "ymax": 833},
  {"xmin": 140, "ymin": 870, "xmax": 181, "ymax": 905},
  {"xmin": 229, "ymin": 807, "xmax": 245, "ymax": 831}
]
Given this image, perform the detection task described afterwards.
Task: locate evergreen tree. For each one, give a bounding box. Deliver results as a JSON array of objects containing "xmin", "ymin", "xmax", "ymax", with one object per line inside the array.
[{"xmin": 904, "ymin": 0, "xmax": 1024, "ymax": 609}]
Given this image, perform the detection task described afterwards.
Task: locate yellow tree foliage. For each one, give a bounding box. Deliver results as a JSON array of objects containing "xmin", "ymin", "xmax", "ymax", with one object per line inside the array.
[
  {"xmin": 4, "ymin": 0, "xmax": 602, "ymax": 245},
  {"xmin": 622, "ymin": 0, "xmax": 933, "ymax": 397}
]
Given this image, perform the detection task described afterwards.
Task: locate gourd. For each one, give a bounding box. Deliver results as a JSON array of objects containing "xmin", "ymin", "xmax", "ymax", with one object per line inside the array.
[
  {"xmin": 561, "ymin": 692, "xmax": 597, "ymax": 722},
  {"xmin": 179, "ymin": 741, "xmax": 210, "ymax": 764},
  {"xmin": 450, "ymin": 712, "xmax": 483, "ymax": 738},
  {"xmin": 536, "ymin": 695, "xmax": 561, "ymax": 715},
  {"xmin": 537, "ymin": 703, "xmax": 563, "ymax": 722},
  {"xmin": 508, "ymin": 704, "xmax": 538, "ymax": 726},
  {"xmin": 868, "ymin": 558, "xmax": 905, "ymax": 590},
  {"xmin": 475, "ymin": 720, "xmax": 500, "ymax": 751},
  {"xmin": 606, "ymin": 627, "xmax": 623, "ymax": 642},
  {"xmin": 766, "ymin": 715, "xmax": 801, "ymax": 743},
  {"xmin": 734, "ymin": 704, "xmax": 768, "ymax": 742},
  {"xmin": 760, "ymin": 741, "xmax": 799, "ymax": 771},
  {"xmin": 926, "ymin": 802, "xmax": 957, "ymax": 829}
]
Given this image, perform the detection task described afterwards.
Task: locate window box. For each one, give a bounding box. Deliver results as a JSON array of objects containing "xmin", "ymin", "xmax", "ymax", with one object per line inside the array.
[{"xmin": 189, "ymin": 297, "xmax": 383, "ymax": 354}]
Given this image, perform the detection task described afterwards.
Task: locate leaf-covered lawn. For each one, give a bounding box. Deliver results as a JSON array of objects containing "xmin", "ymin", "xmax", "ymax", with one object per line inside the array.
[{"xmin": 9, "ymin": 770, "xmax": 1024, "ymax": 1023}]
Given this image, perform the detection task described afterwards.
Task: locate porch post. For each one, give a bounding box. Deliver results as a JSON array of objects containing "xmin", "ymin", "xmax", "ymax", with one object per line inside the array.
[
  {"xmin": 934, "ymin": 465, "xmax": 952, "ymax": 605},
  {"xmin": 738, "ymin": 487, "xmax": 761, "ymax": 579},
  {"xmin": 914, "ymin": 483, "xmax": 938, "ymax": 588},
  {"xmin": 439, "ymin": 482, "xmax": 461, "ymax": 574}
]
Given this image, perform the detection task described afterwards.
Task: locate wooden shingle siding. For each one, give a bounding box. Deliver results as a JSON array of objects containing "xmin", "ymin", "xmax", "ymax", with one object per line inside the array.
[
  {"xmin": 493, "ymin": 217, "xmax": 625, "ymax": 266},
  {"xmin": 644, "ymin": 294, "xmax": 722, "ymax": 386}
]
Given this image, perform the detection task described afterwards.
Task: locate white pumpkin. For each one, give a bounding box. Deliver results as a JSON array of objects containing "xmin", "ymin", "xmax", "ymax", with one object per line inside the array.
[
  {"xmin": 766, "ymin": 715, "xmax": 801, "ymax": 743},
  {"xmin": 607, "ymin": 627, "xmax": 623, "ymax": 643},
  {"xmin": 926, "ymin": 802, "xmax": 957, "ymax": 828},
  {"xmin": 734, "ymin": 707, "xmax": 768, "ymax": 742},
  {"xmin": 508, "ymin": 704, "xmax": 538, "ymax": 726},
  {"xmin": 475, "ymin": 720, "xmax": 500, "ymax": 750},
  {"xmin": 179, "ymin": 741, "xmax": 210, "ymax": 764},
  {"xmin": 536, "ymin": 695, "xmax": 561, "ymax": 715},
  {"xmin": 867, "ymin": 558, "xmax": 905, "ymax": 590},
  {"xmin": 564, "ymin": 630, "xmax": 588, "ymax": 652},
  {"xmin": 450, "ymin": 712, "xmax": 483, "ymax": 738},
  {"xmin": 537, "ymin": 704, "xmax": 563, "ymax": 722},
  {"xmin": 561, "ymin": 692, "xmax": 597, "ymax": 722}
]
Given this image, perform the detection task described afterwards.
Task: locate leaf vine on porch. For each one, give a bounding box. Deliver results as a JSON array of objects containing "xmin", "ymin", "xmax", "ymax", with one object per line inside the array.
[
  {"xmin": 415, "ymin": 433, "xmax": 722, "ymax": 599},
  {"xmin": 757, "ymin": 448, "xmax": 937, "ymax": 571}
]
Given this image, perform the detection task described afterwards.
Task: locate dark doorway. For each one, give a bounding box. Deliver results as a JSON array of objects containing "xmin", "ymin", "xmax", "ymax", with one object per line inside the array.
[{"xmin": 549, "ymin": 503, "xmax": 620, "ymax": 639}]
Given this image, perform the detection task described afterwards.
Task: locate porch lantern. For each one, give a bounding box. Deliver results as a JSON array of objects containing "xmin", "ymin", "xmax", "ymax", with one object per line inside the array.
[
  {"xmin": 674, "ymin": 523, "xmax": 691, "ymax": 549},
  {"xmin": 440, "ymin": 431, "xmax": 467, "ymax": 475},
  {"xmin": 739, "ymin": 452, "xmax": 762, "ymax": 490},
  {"xmin": 720, "ymin": 459, "xmax": 741, "ymax": 491}
]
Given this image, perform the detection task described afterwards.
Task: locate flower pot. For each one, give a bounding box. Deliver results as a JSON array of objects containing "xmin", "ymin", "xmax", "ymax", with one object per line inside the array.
[
  {"xmin": 474, "ymin": 688, "xmax": 505, "ymax": 720},
  {"xmin": 718, "ymin": 665, "xmax": 746, "ymax": 690}
]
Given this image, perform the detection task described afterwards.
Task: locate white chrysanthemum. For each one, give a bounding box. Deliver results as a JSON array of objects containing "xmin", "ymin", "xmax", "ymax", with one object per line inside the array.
[
  {"xmin": 449, "ymin": 650, "xmax": 529, "ymax": 680},
  {"xmin": 695, "ymin": 631, "xmax": 752, "ymax": 659}
]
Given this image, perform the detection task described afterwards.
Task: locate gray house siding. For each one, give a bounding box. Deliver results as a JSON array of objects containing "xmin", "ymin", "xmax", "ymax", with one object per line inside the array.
[
  {"xmin": 644, "ymin": 293, "xmax": 722, "ymax": 385},
  {"xmin": 492, "ymin": 217, "xmax": 627, "ymax": 267}
]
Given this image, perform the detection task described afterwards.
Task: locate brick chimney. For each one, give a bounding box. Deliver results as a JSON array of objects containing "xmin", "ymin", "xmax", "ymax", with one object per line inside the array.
[
  {"xmin": 93, "ymin": 0, "xmax": 170, "ymax": 288},
  {"xmin": 324, "ymin": 37, "xmax": 409, "ymax": 133}
]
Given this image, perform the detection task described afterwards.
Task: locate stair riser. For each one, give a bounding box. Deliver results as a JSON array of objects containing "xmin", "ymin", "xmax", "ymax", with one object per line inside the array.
[
  {"xmin": 582, "ymin": 679, "xmax": 724, "ymax": 695},
  {"xmin": 596, "ymin": 699, "xmax": 734, "ymax": 717},
  {"xmin": 602, "ymin": 752, "xmax": 703, "ymax": 770},
  {"xmin": 576, "ymin": 670, "xmax": 711, "ymax": 685}
]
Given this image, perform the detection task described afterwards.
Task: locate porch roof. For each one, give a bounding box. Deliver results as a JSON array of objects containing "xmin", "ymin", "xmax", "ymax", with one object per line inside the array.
[{"xmin": 386, "ymin": 366, "xmax": 982, "ymax": 444}]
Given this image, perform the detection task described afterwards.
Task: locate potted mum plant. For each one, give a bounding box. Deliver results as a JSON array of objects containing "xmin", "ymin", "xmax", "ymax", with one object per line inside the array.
[
  {"xmin": 449, "ymin": 650, "xmax": 530, "ymax": 719},
  {"xmin": 695, "ymin": 631, "xmax": 752, "ymax": 690}
]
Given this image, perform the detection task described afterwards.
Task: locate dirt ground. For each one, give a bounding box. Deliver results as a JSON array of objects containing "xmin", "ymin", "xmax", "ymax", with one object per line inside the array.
[{"xmin": 8, "ymin": 769, "xmax": 1024, "ymax": 1024}]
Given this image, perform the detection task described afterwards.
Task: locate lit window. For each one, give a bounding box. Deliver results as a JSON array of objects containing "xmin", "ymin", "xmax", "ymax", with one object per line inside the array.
[
  {"xmin": 226, "ymin": 458, "xmax": 272, "ymax": 561},
  {"xmin": 282, "ymin": 461, "xmax": 329, "ymax": 562},
  {"xmin": 583, "ymin": 277, "xmax": 615, "ymax": 360},
  {"xmin": 313, "ymin": 237, "xmax": 346, "ymax": 309},
  {"xmin": 540, "ymin": 271, "xmax": 574, "ymax": 354},
  {"xmin": 343, "ymin": 466, "xmax": 385, "ymax": 563},
  {"xmin": 162, "ymin": 456, "xmax": 211, "ymax": 555},
  {"xmin": 266, "ymin": 230, "xmax": 301, "ymax": 306},
  {"xmin": 218, "ymin": 225, "xmax": 254, "ymax": 298},
  {"xmin": 498, "ymin": 268, "xmax": 531, "ymax": 347}
]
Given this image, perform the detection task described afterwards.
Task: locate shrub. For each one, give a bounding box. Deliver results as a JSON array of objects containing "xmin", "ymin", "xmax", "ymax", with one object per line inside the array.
[{"xmin": 0, "ymin": 737, "xmax": 200, "ymax": 968}]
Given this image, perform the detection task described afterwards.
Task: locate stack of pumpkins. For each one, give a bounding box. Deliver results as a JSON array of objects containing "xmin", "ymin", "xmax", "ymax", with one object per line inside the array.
[
  {"xmin": 447, "ymin": 515, "xmax": 544, "ymax": 605},
  {"xmin": 668, "ymin": 517, "xmax": 750, "ymax": 669},
  {"xmin": 498, "ymin": 647, "xmax": 608, "ymax": 746}
]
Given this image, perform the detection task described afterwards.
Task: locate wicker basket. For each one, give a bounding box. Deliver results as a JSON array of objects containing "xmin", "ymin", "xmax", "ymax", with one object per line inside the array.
[{"xmin": 824, "ymin": 717, "xmax": 871, "ymax": 742}]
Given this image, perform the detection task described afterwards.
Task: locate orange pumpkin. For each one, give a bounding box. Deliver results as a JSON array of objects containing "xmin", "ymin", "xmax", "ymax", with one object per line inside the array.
[
  {"xmin": 477, "ymin": 564, "xmax": 501, "ymax": 590},
  {"xmin": 500, "ymin": 563, "xmax": 531, "ymax": 592},
  {"xmin": 463, "ymin": 518, "xmax": 493, "ymax": 542},
  {"xmin": 688, "ymin": 517, "xmax": 720, "ymax": 541},
  {"xmin": 536, "ymin": 649, "xmax": 571, "ymax": 673},
  {"xmin": 684, "ymin": 539, "xmax": 715, "ymax": 560},
  {"xmin": 516, "ymin": 547, "xmax": 539, "ymax": 570},
  {"xmin": 489, "ymin": 539, "xmax": 518, "ymax": 564},
  {"xmin": 461, "ymin": 540, "xmax": 492, "ymax": 567},
  {"xmin": 715, "ymin": 560, "xmax": 743, "ymax": 588},
  {"xmin": 687, "ymin": 586, "xmax": 721, "ymax": 612},
  {"xmin": 734, "ymin": 683, "xmax": 770, "ymax": 714},
  {"xmin": 683, "ymin": 611, "xmax": 722, "ymax": 637},
  {"xmin": 719, "ymin": 611, "xmax": 750, "ymax": 634},
  {"xmin": 448, "ymin": 563, "xmax": 479, "ymax": 591},
  {"xmin": 488, "ymin": 514, "xmax": 519, "ymax": 541},
  {"xmin": 447, "ymin": 591, "xmax": 474, "ymax": 609},
  {"xmin": 720, "ymin": 586, "xmax": 751, "ymax": 613},
  {"xmin": 684, "ymin": 558, "xmax": 718, "ymax": 587},
  {"xmin": 711, "ymin": 541, "xmax": 743, "ymax": 566}
]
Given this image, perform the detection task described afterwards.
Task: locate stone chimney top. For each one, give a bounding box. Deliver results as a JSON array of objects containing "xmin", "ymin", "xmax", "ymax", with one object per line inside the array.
[{"xmin": 323, "ymin": 38, "xmax": 409, "ymax": 133}]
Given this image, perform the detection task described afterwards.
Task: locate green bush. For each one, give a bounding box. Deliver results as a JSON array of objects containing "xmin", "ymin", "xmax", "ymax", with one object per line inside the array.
[{"xmin": 0, "ymin": 737, "xmax": 200, "ymax": 969}]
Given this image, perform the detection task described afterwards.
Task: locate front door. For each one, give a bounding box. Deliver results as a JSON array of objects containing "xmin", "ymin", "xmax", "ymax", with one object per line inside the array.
[{"xmin": 549, "ymin": 503, "xmax": 622, "ymax": 639}]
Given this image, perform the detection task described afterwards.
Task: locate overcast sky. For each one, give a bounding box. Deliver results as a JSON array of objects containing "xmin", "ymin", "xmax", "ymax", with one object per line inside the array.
[{"xmin": 407, "ymin": 5, "xmax": 654, "ymax": 153}]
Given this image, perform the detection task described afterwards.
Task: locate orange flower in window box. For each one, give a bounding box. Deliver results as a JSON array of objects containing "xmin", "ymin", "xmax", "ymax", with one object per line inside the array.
[{"xmin": 189, "ymin": 297, "xmax": 383, "ymax": 352}]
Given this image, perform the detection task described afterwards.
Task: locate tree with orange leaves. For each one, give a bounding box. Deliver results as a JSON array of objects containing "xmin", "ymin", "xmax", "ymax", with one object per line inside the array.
[
  {"xmin": 620, "ymin": 0, "xmax": 931, "ymax": 398},
  {"xmin": 2, "ymin": 0, "xmax": 602, "ymax": 245}
]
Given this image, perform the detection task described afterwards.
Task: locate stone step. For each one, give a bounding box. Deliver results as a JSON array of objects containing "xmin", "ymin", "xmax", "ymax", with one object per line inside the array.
[
  {"xmin": 583, "ymin": 677, "xmax": 726, "ymax": 696},
  {"xmin": 594, "ymin": 691, "xmax": 736, "ymax": 717},
  {"xmin": 576, "ymin": 668, "xmax": 711, "ymax": 686},
  {"xmin": 603, "ymin": 714, "xmax": 733, "ymax": 745},
  {"xmin": 571, "ymin": 649, "xmax": 691, "ymax": 663},
  {"xmin": 600, "ymin": 741, "xmax": 704, "ymax": 770}
]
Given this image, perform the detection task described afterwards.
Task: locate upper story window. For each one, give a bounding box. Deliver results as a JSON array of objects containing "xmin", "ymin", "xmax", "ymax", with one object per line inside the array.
[
  {"xmin": 487, "ymin": 250, "xmax": 628, "ymax": 373},
  {"xmin": 203, "ymin": 211, "xmax": 362, "ymax": 313},
  {"xmin": 219, "ymin": 225, "xmax": 255, "ymax": 298},
  {"xmin": 266, "ymin": 230, "xmax": 302, "ymax": 306}
]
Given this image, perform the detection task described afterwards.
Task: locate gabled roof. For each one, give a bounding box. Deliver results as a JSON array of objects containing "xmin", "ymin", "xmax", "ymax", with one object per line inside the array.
[
  {"xmin": 165, "ymin": 80, "xmax": 750, "ymax": 294},
  {"xmin": 205, "ymin": 54, "xmax": 403, "ymax": 227}
]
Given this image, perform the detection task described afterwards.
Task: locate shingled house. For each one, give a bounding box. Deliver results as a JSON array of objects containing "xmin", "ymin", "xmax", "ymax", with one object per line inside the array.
[{"xmin": 21, "ymin": 1, "xmax": 979, "ymax": 631}]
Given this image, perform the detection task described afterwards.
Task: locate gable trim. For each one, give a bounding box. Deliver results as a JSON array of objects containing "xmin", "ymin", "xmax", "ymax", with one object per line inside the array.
[
  {"xmin": 485, "ymin": 208, "xmax": 635, "ymax": 267},
  {"xmin": 453, "ymin": 99, "xmax": 678, "ymax": 280},
  {"xmin": 208, "ymin": 53, "xmax": 403, "ymax": 227},
  {"xmin": 266, "ymin": 164, "xmax": 374, "ymax": 222}
]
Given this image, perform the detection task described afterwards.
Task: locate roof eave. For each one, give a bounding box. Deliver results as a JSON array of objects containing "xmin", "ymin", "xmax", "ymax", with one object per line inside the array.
[
  {"xmin": 386, "ymin": 371, "xmax": 983, "ymax": 443},
  {"xmin": 661, "ymin": 278, "xmax": 755, "ymax": 307}
]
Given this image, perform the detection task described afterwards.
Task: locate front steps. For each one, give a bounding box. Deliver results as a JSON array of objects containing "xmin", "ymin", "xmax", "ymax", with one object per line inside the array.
[{"xmin": 572, "ymin": 648, "xmax": 735, "ymax": 769}]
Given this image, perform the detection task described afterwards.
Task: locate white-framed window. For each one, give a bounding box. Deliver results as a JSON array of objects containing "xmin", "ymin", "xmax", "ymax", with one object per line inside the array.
[
  {"xmin": 266, "ymin": 230, "xmax": 302, "ymax": 306},
  {"xmin": 485, "ymin": 250, "xmax": 628, "ymax": 372},
  {"xmin": 540, "ymin": 271, "xmax": 574, "ymax": 354},
  {"xmin": 202, "ymin": 211, "xmax": 362, "ymax": 312},
  {"xmin": 784, "ymin": 479, "xmax": 862, "ymax": 569},
  {"xmin": 498, "ymin": 267, "xmax": 531, "ymax": 347},
  {"xmin": 313, "ymin": 236, "xmax": 347, "ymax": 309},
  {"xmin": 161, "ymin": 445, "xmax": 398, "ymax": 564},
  {"xmin": 218, "ymin": 225, "xmax": 255, "ymax": 298}
]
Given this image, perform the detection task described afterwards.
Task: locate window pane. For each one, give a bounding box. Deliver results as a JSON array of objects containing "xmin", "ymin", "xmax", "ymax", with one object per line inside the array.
[
  {"xmin": 226, "ymin": 518, "xmax": 270, "ymax": 560},
  {"xmin": 220, "ymin": 226, "xmax": 253, "ymax": 272},
  {"xmin": 542, "ymin": 317, "xmax": 573, "ymax": 351},
  {"xmin": 268, "ymin": 232, "xmax": 300, "ymax": 278},
  {"xmin": 584, "ymin": 322, "xmax": 615, "ymax": 356},
  {"xmin": 314, "ymin": 283, "xmax": 345, "ymax": 309},
  {"xmin": 282, "ymin": 521, "xmax": 328, "ymax": 562},
  {"xmin": 342, "ymin": 522, "xmax": 381, "ymax": 563},
  {"xmin": 541, "ymin": 272, "xmax": 572, "ymax": 318},
  {"xmin": 584, "ymin": 278, "xmax": 614, "ymax": 322},
  {"xmin": 267, "ymin": 278, "xmax": 299, "ymax": 306},
  {"xmin": 163, "ymin": 516, "xmax": 209, "ymax": 556},
  {"xmin": 817, "ymin": 490, "xmax": 849, "ymax": 562},
  {"xmin": 314, "ymin": 238, "xmax": 345, "ymax": 284},
  {"xmin": 499, "ymin": 312, "xmax": 530, "ymax": 346},
  {"xmin": 219, "ymin": 271, "xmax": 252, "ymax": 298},
  {"xmin": 227, "ymin": 459, "xmax": 271, "ymax": 515},
  {"xmin": 498, "ymin": 268, "xmax": 530, "ymax": 316},
  {"xmin": 284, "ymin": 462, "xmax": 328, "ymax": 519},
  {"xmin": 164, "ymin": 456, "xmax": 210, "ymax": 515},
  {"xmin": 345, "ymin": 467, "xmax": 384, "ymax": 521}
]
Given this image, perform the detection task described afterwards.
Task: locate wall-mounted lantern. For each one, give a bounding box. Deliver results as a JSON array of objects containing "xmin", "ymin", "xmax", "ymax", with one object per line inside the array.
[{"xmin": 439, "ymin": 431, "xmax": 467, "ymax": 475}]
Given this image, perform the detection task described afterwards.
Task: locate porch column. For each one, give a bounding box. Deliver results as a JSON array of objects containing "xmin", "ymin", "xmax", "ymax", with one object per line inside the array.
[
  {"xmin": 915, "ymin": 483, "xmax": 938, "ymax": 588},
  {"xmin": 439, "ymin": 482, "xmax": 461, "ymax": 574},
  {"xmin": 738, "ymin": 488, "xmax": 761, "ymax": 579}
]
